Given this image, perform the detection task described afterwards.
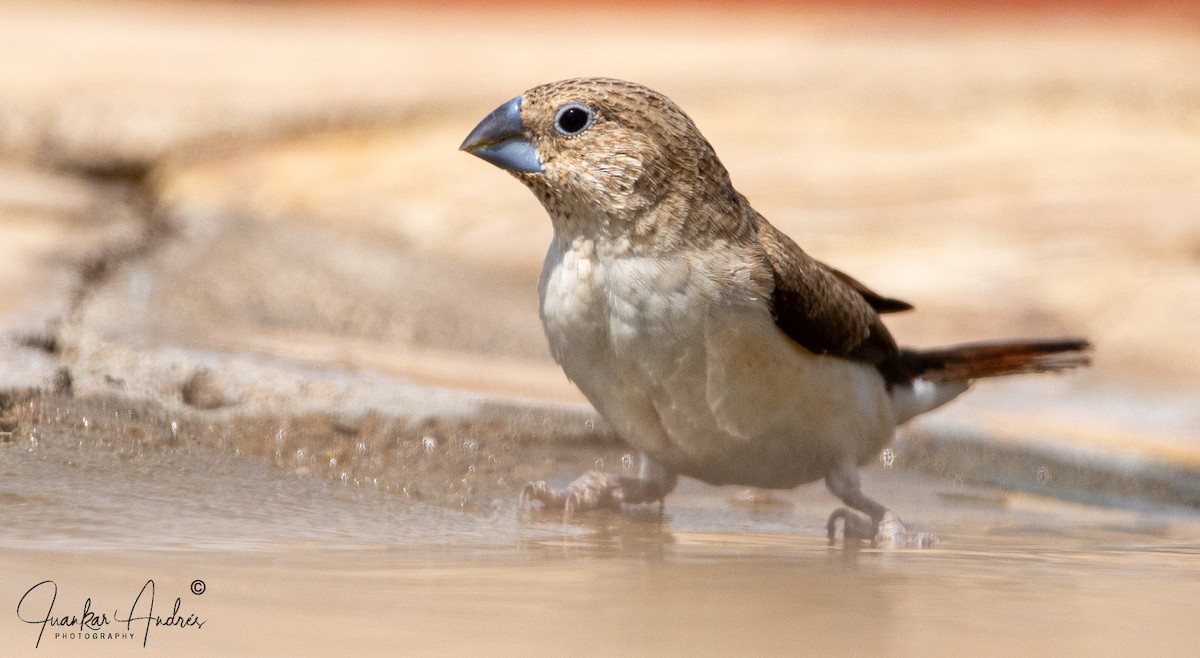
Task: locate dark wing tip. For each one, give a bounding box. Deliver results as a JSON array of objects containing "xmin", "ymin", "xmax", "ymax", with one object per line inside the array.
[{"xmin": 864, "ymin": 295, "xmax": 914, "ymax": 314}]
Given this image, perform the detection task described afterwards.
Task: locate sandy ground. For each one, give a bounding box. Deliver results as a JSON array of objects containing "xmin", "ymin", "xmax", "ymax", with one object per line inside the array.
[{"xmin": 2, "ymin": 1, "xmax": 1200, "ymax": 655}]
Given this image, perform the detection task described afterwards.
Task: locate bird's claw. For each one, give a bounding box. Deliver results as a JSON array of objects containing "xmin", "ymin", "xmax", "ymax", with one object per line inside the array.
[
  {"xmin": 518, "ymin": 481, "xmax": 553, "ymax": 510},
  {"xmin": 827, "ymin": 509, "xmax": 937, "ymax": 549},
  {"xmin": 519, "ymin": 471, "xmax": 624, "ymax": 521}
]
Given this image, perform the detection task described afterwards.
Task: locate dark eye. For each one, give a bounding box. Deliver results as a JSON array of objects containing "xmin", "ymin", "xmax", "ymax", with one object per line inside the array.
[{"xmin": 554, "ymin": 103, "xmax": 594, "ymax": 136}]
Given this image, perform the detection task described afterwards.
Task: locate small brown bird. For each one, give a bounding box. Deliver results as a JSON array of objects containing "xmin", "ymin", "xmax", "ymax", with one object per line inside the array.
[{"xmin": 460, "ymin": 78, "xmax": 1090, "ymax": 547}]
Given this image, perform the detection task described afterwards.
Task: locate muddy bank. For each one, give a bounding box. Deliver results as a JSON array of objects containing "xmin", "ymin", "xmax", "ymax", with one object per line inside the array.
[
  {"xmin": 0, "ymin": 390, "xmax": 618, "ymax": 516},
  {"xmin": 4, "ymin": 390, "xmax": 1200, "ymax": 657}
]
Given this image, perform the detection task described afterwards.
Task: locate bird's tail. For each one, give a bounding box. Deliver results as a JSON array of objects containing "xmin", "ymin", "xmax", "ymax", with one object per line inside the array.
[
  {"xmin": 899, "ymin": 338, "xmax": 1092, "ymax": 383},
  {"xmin": 889, "ymin": 338, "xmax": 1091, "ymax": 424}
]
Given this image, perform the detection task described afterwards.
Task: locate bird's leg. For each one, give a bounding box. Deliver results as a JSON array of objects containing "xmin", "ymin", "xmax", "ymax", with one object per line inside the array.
[
  {"xmin": 520, "ymin": 455, "xmax": 678, "ymax": 521},
  {"xmin": 824, "ymin": 463, "xmax": 937, "ymax": 548}
]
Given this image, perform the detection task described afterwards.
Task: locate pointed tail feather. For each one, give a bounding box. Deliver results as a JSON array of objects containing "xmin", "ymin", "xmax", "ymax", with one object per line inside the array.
[{"xmin": 900, "ymin": 338, "xmax": 1092, "ymax": 383}]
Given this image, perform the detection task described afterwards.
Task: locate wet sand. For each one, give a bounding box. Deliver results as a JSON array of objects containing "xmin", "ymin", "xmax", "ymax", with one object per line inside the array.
[
  {"xmin": 3, "ymin": 393, "xmax": 1200, "ymax": 656},
  {"xmin": 3, "ymin": 1, "xmax": 1200, "ymax": 655}
]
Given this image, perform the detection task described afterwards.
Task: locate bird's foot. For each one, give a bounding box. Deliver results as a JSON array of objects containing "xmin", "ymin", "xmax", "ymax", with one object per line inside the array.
[
  {"xmin": 873, "ymin": 511, "xmax": 938, "ymax": 549},
  {"xmin": 827, "ymin": 508, "xmax": 937, "ymax": 549},
  {"xmin": 519, "ymin": 471, "xmax": 667, "ymax": 521}
]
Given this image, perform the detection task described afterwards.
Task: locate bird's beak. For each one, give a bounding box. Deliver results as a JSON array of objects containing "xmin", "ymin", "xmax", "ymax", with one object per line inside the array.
[{"xmin": 459, "ymin": 95, "xmax": 543, "ymax": 174}]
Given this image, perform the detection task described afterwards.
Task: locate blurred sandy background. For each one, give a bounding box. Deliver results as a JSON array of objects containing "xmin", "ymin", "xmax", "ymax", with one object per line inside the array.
[{"xmin": 5, "ymin": 0, "xmax": 1197, "ymax": 450}]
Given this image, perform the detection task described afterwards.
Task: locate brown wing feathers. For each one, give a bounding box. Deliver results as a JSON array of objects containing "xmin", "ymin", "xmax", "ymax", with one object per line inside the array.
[
  {"xmin": 755, "ymin": 213, "xmax": 902, "ymax": 363},
  {"xmin": 753, "ymin": 210, "xmax": 1091, "ymax": 386},
  {"xmin": 825, "ymin": 267, "xmax": 913, "ymax": 314}
]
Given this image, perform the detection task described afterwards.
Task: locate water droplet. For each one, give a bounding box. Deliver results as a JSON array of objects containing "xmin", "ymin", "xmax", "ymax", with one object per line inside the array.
[
  {"xmin": 329, "ymin": 457, "xmax": 338, "ymax": 469},
  {"xmin": 467, "ymin": 464, "xmax": 476, "ymax": 476},
  {"xmin": 594, "ymin": 458, "xmax": 605, "ymax": 470},
  {"xmin": 462, "ymin": 438, "xmax": 479, "ymax": 452},
  {"xmin": 170, "ymin": 421, "xmax": 179, "ymax": 441},
  {"xmin": 422, "ymin": 436, "xmax": 437, "ymax": 454},
  {"xmin": 356, "ymin": 441, "xmax": 367, "ymax": 456},
  {"xmin": 880, "ymin": 448, "xmax": 895, "ymax": 469},
  {"xmin": 339, "ymin": 472, "xmax": 349, "ymax": 483},
  {"xmin": 584, "ymin": 419, "xmax": 595, "ymax": 431},
  {"xmin": 275, "ymin": 428, "xmax": 285, "ymax": 445},
  {"xmin": 82, "ymin": 417, "xmax": 89, "ymax": 429},
  {"xmin": 1036, "ymin": 466, "xmax": 1051, "ymax": 485},
  {"xmin": 621, "ymin": 454, "xmax": 633, "ymax": 471},
  {"xmin": 295, "ymin": 448, "xmax": 306, "ymax": 461}
]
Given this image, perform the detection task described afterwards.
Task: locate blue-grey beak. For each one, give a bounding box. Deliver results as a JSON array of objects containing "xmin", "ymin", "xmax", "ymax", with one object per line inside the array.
[{"xmin": 459, "ymin": 95, "xmax": 543, "ymax": 174}]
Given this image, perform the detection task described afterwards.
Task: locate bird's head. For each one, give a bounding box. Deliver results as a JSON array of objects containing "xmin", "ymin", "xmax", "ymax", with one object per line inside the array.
[{"xmin": 461, "ymin": 78, "xmax": 738, "ymax": 246}]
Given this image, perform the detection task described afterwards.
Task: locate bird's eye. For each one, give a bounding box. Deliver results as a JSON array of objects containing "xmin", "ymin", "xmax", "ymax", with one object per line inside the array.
[{"xmin": 554, "ymin": 103, "xmax": 594, "ymax": 136}]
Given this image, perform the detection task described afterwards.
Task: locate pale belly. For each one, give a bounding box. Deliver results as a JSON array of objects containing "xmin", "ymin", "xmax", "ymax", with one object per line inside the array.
[{"xmin": 539, "ymin": 241, "xmax": 898, "ymax": 489}]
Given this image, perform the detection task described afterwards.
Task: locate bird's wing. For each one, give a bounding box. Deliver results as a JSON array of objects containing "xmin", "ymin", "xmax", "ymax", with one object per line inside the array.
[
  {"xmin": 822, "ymin": 266, "xmax": 913, "ymax": 314},
  {"xmin": 752, "ymin": 212, "xmax": 909, "ymax": 382}
]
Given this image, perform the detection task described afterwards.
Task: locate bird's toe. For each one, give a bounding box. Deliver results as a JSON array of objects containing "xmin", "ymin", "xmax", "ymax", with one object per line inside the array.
[{"xmin": 827, "ymin": 507, "xmax": 875, "ymax": 544}]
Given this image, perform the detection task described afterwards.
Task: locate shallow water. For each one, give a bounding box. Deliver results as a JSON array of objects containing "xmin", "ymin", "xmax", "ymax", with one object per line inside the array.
[
  {"xmin": 2, "ymin": 405, "xmax": 1198, "ymax": 657},
  {"xmin": 6, "ymin": 534, "xmax": 1200, "ymax": 658}
]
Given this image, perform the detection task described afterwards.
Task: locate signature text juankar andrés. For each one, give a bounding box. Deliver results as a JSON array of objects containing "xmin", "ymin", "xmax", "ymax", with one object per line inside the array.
[{"xmin": 16, "ymin": 579, "xmax": 207, "ymax": 648}]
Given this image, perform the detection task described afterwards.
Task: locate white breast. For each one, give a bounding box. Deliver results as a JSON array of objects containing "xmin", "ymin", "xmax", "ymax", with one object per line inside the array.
[{"xmin": 538, "ymin": 238, "xmax": 898, "ymax": 488}]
